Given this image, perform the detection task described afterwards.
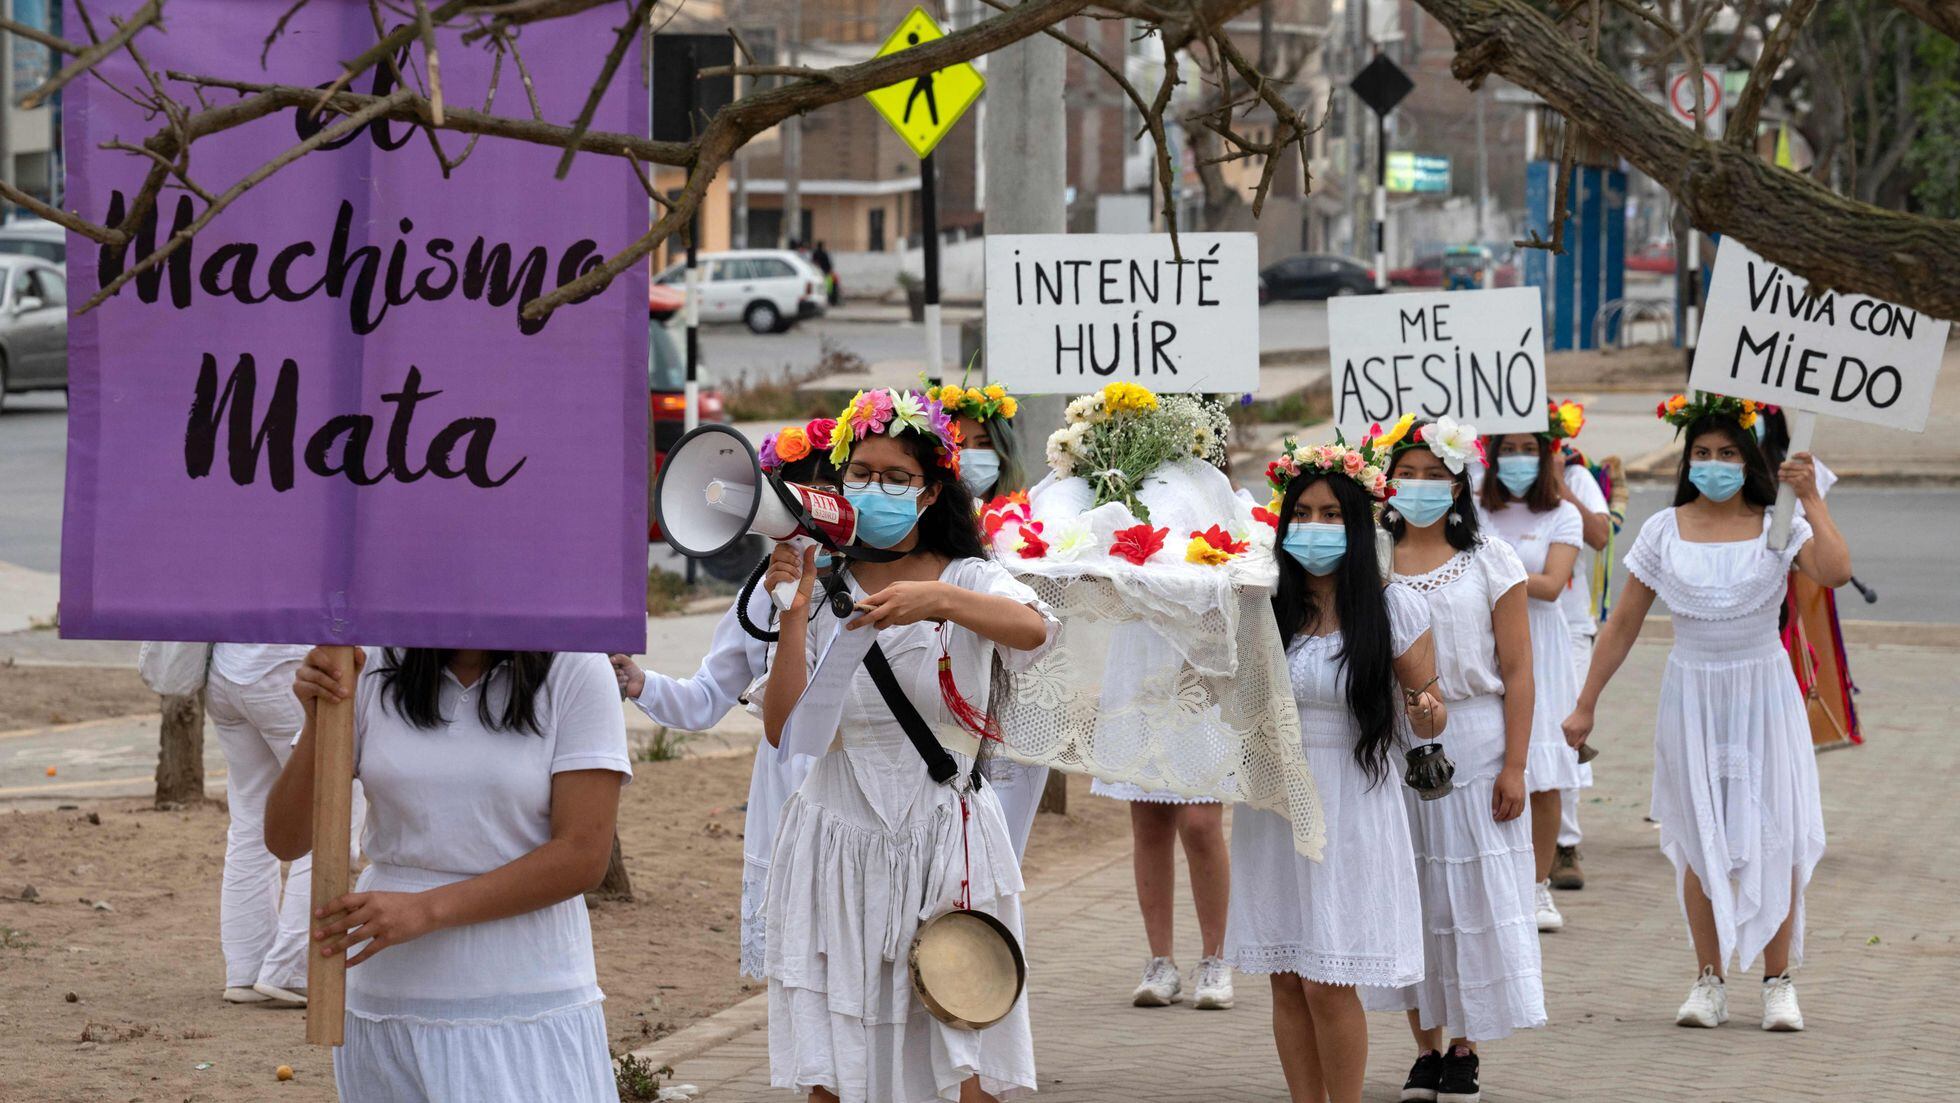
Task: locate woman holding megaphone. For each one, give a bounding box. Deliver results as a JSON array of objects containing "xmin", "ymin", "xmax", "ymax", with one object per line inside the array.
[{"xmin": 758, "ymin": 388, "xmax": 1057, "ymax": 1103}]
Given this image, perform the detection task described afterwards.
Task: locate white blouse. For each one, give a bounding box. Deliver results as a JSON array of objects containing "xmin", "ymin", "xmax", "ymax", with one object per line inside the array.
[
  {"xmin": 1481, "ymin": 500, "xmax": 1583, "ymax": 585},
  {"xmin": 634, "ymin": 586, "xmax": 773, "ymax": 732},
  {"xmin": 1624, "ymin": 508, "xmax": 1815, "ymax": 622},
  {"xmin": 1286, "ymin": 583, "xmax": 1431, "ymax": 736},
  {"xmin": 1391, "ymin": 537, "xmax": 1526, "ymax": 701}
]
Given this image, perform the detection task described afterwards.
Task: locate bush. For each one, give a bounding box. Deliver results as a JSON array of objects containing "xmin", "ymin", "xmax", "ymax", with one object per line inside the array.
[
  {"xmin": 633, "ymin": 726, "xmax": 691, "ymax": 763},
  {"xmin": 613, "ymin": 1053, "xmax": 674, "ymax": 1101},
  {"xmin": 718, "ymin": 338, "xmax": 866, "ymax": 423}
]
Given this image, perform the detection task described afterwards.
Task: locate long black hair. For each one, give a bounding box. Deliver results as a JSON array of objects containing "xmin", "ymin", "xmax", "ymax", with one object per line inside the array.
[
  {"xmin": 836, "ymin": 428, "xmax": 988, "ymax": 560},
  {"xmin": 1478, "ymin": 432, "xmax": 1562, "ymax": 514},
  {"xmin": 1672, "ymin": 413, "xmax": 1777, "ymax": 508},
  {"xmin": 1381, "ymin": 426, "xmax": 1483, "ymax": 551},
  {"xmin": 377, "ymin": 650, "xmax": 555, "ymax": 734},
  {"xmin": 1271, "ymin": 469, "xmax": 1398, "ymax": 787}
]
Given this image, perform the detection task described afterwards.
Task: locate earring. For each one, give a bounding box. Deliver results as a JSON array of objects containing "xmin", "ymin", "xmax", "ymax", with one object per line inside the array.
[
  {"xmin": 1447, "ymin": 511, "xmax": 1463, "ymax": 526},
  {"xmin": 1384, "ymin": 509, "xmax": 1400, "ymax": 523}
]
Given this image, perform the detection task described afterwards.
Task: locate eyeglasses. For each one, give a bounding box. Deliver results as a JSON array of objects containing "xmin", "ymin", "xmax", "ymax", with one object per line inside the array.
[{"xmin": 839, "ymin": 463, "xmax": 925, "ymax": 495}]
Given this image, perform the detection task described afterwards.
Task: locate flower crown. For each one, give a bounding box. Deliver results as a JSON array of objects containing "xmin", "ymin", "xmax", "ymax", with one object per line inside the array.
[
  {"xmin": 1542, "ymin": 399, "xmax": 1585, "ymax": 442},
  {"xmin": 1386, "ymin": 415, "xmax": 1484, "ymax": 475},
  {"xmin": 1266, "ymin": 414, "xmax": 1405, "ymax": 508},
  {"xmin": 828, "ymin": 387, "xmax": 962, "ymax": 473},
  {"xmin": 1656, "ymin": 391, "xmax": 1770, "ymax": 432},
  {"xmin": 758, "ymin": 417, "xmax": 837, "ymax": 474},
  {"xmin": 925, "ymin": 380, "xmax": 1018, "ymax": 423}
]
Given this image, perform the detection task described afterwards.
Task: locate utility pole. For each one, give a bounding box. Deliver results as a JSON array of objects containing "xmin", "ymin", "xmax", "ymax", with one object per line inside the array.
[
  {"xmin": 1, "ymin": 0, "xmax": 13, "ymax": 221},
  {"xmin": 982, "ymin": 27, "xmax": 1066, "ymax": 813},
  {"xmin": 1474, "ymin": 84, "xmax": 1489, "ymax": 243},
  {"xmin": 779, "ymin": 0, "xmax": 802, "ymax": 247},
  {"xmin": 729, "ymin": 2, "xmax": 748, "ymax": 249}
]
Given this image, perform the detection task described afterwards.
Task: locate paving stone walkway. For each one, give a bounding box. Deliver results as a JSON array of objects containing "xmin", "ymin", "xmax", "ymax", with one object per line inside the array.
[{"xmin": 656, "ymin": 638, "xmax": 1956, "ymax": 1101}]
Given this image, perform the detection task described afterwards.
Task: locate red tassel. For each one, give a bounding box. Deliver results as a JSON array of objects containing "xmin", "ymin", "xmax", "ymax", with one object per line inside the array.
[{"xmin": 938, "ymin": 651, "xmax": 1002, "ymax": 744}]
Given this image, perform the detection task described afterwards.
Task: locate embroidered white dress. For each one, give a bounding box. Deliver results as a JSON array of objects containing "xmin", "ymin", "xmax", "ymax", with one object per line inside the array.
[
  {"xmin": 631, "ymin": 587, "xmax": 816, "ymax": 978},
  {"xmin": 764, "ymin": 557, "xmax": 1058, "ymax": 1103},
  {"xmin": 1088, "ymin": 624, "xmax": 1223, "ymax": 806},
  {"xmin": 1481, "ymin": 500, "xmax": 1587, "ymax": 793},
  {"xmin": 1624, "ymin": 508, "xmax": 1826, "ymax": 972},
  {"xmin": 334, "ymin": 652, "xmax": 632, "ymax": 1103},
  {"xmin": 1224, "ymin": 584, "xmax": 1429, "ymax": 987},
  {"xmin": 1362, "ymin": 538, "xmax": 1546, "ymax": 1042}
]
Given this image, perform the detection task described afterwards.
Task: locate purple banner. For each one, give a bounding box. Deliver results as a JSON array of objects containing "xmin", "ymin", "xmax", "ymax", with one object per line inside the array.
[{"xmin": 60, "ymin": 1, "xmax": 649, "ymax": 653}]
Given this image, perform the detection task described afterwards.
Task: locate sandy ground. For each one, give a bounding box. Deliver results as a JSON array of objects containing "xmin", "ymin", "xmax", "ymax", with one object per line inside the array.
[
  {"xmin": 0, "ymin": 754, "xmax": 1129, "ymax": 1102},
  {"xmin": 0, "ymin": 663, "xmax": 156, "ymax": 732}
]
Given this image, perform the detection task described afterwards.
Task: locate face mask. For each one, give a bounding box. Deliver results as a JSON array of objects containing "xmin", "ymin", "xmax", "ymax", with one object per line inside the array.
[
  {"xmin": 1391, "ymin": 479, "xmax": 1455, "ymax": 528},
  {"xmin": 958, "ymin": 449, "xmax": 1001, "ymax": 498},
  {"xmin": 1282, "ymin": 522, "xmax": 1348, "ymax": 576},
  {"xmin": 1688, "ymin": 460, "xmax": 1746, "ymax": 502},
  {"xmin": 812, "ymin": 552, "xmax": 835, "ymax": 570},
  {"xmin": 1495, "ymin": 454, "xmax": 1540, "ymax": 497},
  {"xmin": 844, "ymin": 484, "xmax": 926, "ymax": 549}
]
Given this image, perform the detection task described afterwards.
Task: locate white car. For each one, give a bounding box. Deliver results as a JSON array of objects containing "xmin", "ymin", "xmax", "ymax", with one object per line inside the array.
[
  {"xmin": 653, "ymin": 248, "xmax": 826, "ymax": 334},
  {"xmin": 0, "ymin": 217, "xmax": 66, "ymax": 264},
  {"xmin": 0, "ymin": 255, "xmax": 68, "ymax": 411}
]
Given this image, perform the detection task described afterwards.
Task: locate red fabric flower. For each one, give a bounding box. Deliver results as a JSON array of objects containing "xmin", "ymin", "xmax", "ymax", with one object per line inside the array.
[
  {"xmin": 1013, "ymin": 521, "xmax": 1050, "ymax": 559},
  {"xmin": 804, "ymin": 417, "xmax": 838, "ymax": 450},
  {"xmin": 1109, "ymin": 524, "xmax": 1169, "ymax": 565},
  {"xmin": 1192, "ymin": 524, "xmax": 1249, "ymax": 555},
  {"xmin": 1251, "ymin": 506, "xmax": 1280, "ymax": 529}
]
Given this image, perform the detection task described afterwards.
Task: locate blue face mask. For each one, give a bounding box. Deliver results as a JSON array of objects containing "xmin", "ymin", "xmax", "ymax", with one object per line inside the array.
[
  {"xmin": 813, "ymin": 552, "xmax": 836, "ymax": 570},
  {"xmin": 1391, "ymin": 479, "xmax": 1456, "ymax": 528},
  {"xmin": 1282, "ymin": 522, "xmax": 1348, "ymax": 576},
  {"xmin": 958, "ymin": 449, "xmax": 1001, "ymax": 498},
  {"xmin": 1495, "ymin": 454, "xmax": 1540, "ymax": 497},
  {"xmin": 844, "ymin": 485, "xmax": 926, "ymax": 549},
  {"xmin": 1688, "ymin": 460, "xmax": 1746, "ymax": 502}
]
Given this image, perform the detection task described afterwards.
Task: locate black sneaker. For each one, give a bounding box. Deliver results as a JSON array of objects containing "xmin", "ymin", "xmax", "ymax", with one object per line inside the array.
[
  {"xmin": 1400, "ymin": 1050, "xmax": 1444, "ymax": 1102},
  {"xmin": 1437, "ymin": 1045, "xmax": 1481, "ymax": 1103}
]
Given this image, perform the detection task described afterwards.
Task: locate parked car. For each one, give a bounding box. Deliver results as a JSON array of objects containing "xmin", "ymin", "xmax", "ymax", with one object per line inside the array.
[
  {"xmin": 1389, "ymin": 255, "xmax": 1445, "ymax": 288},
  {"xmin": 0, "ymin": 217, "xmax": 65, "ymax": 265},
  {"xmin": 1627, "ymin": 243, "xmax": 1675, "ymax": 275},
  {"xmin": 652, "ymin": 248, "xmax": 825, "ymax": 334},
  {"xmin": 0, "ymin": 255, "xmax": 68, "ymax": 411},
  {"xmin": 1259, "ymin": 253, "xmax": 1380, "ymax": 301},
  {"xmin": 648, "ymin": 281, "xmax": 685, "ymax": 322},
  {"xmin": 647, "ymin": 314, "xmax": 760, "ymax": 581}
]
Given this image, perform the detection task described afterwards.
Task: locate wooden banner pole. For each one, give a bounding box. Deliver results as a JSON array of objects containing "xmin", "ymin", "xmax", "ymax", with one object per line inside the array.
[
  {"xmin": 1766, "ymin": 409, "xmax": 1816, "ymax": 551},
  {"xmin": 306, "ymin": 644, "xmax": 356, "ymax": 1047}
]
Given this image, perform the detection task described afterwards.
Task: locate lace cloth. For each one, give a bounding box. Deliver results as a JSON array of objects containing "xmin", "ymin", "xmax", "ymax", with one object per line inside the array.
[{"xmin": 992, "ymin": 462, "xmax": 1325, "ymax": 858}]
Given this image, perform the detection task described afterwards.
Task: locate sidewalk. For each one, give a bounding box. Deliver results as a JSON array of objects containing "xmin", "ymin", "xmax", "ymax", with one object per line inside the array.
[{"xmin": 638, "ymin": 636, "xmax": 1957, "ymax": 1100}]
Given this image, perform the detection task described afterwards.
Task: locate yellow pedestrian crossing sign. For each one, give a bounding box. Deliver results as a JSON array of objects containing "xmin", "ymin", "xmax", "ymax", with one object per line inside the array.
[{"xmin": 863, "ymin": 7, "xmax": 985, "ymax": 160}]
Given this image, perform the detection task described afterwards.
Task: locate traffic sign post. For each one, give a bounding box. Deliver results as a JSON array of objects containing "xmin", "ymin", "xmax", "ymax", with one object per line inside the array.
[
  {"xmin": 1349, "ymin": 54, "xmax": 1413, "ymax": 292},
  {"xmin": 864, "ymin": 6, "xmax": 984, "ymax": 384}
]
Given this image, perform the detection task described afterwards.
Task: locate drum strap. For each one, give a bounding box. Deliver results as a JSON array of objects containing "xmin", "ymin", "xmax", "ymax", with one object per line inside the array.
[{"xmin": 864, "ymin": 642, "xmax": 983, "ymax": 791}]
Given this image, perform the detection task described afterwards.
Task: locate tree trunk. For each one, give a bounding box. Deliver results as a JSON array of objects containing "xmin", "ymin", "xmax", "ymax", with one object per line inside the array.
[
  {"xmin": 1037, "ymin": 769, "xmax": 1068, "ymax": 815},
  {"xmin": 595, "ymin": 832, "xmax": 634, "ymax": 900},
  {"xmin": 154, "ymin": 690, "xmax": 207, "ymax": 808}
]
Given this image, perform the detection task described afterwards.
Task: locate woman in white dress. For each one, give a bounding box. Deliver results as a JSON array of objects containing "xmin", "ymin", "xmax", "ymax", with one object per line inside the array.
[
  {"xmin": 760, "ymin": 388, "xmax": 1057, "ymax": 1103},
  {"xmin": 611, "ymin": 425, "xmax": 831, "ymax": 977},
  {"xmin": 1225, "ymin": 433, "xmax": 1445, "ymax": 1103},
  {"xmin": 1564, "ymin": 394, "xmax": 1850, "ymax": 1032},
  {"xmin": 266, "ymin": 647, "xmax": 631, "ymax": 1102},
  {"xmin": 929, "ymin": 381, "xmax": 1049, "ymax": 862},
  {"xmin": 1478, "ymin": 421, "xmax": 1587, "ymax": 933},
  {"xmin": 1364, "ymin": 417, "xmax": 1543, "ymax": 1103}
]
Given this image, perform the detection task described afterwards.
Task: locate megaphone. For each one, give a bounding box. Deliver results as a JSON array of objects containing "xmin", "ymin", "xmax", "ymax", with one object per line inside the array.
[{"xmin": 654, "ymin": 424, "xmax": 862, "ymax": 608}]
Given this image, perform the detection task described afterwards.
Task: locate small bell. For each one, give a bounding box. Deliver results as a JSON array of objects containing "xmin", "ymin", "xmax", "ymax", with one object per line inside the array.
[
  {"xmin": 1404, "ymin": 741, "xmax": 1455, "ymax": 800},
  {"xmin": 1575, "ymin": 741, "xmax": 1600, "ymax": 765}
]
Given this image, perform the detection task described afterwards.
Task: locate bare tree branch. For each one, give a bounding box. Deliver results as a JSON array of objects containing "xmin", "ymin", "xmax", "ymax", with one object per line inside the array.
[
  {"xmin": 17, "ymin": 0, "xmax": 160, "ymax": 109},
  {"xmin": 553, "ymin": 0, "xmax": 654, "ymax": 180},
  {"xmin": 1727, "ymin": 0, "xmax": 1820, "ymax": 148},
  {"xmin": 1885, "ymin": 0, "xmax": 1960, "ymax": 41}
]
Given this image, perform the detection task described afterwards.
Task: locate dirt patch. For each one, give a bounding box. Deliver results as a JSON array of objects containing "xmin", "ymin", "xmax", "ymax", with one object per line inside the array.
[
  {"xmin": 0, "ymin": 662, "xmax": 158, "ymax": 732},
  {"xmin": 1547, "ymin": 343, "xmax": 1686, "ymax": 392},
  {"xmin": 0, "ymin": 756, "xmax": 1130, "ymax": 1101}
]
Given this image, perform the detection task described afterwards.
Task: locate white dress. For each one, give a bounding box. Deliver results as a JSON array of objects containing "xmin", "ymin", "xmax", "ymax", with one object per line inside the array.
[
  {"xmin": 764, "ymin": 558, "xmax": 1058, "ymax": 1103},
  {"xmin": 1624, "ymin": 508, "xmax": 1826, "ymax": 973},
  {"xmin": 631, "ymin": 586, "xmax": 816, "ymax": 978},
  {"xmin": 1481, "ymin": 500, "xmax": 1587, "ymax": 793},
  {"xmin": 1224, "ymin": 584, "xmax": 1429, "ymax": 987},
  {"xmin": 1362, "ymin": 538, "xmax": 1546, "ymax": 1042},
  {"xmin": 334, "ymin": 652, "xmax": 632, "ymax": 1103}
]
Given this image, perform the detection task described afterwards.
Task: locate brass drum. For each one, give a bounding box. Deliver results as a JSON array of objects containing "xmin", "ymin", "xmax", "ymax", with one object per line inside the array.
[{"xmin": 908, "ymin": 908, "xmax": 1026, "ymax": 1030}]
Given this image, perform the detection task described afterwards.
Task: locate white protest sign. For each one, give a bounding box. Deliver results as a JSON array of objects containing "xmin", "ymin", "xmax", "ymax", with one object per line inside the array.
[
  {"xmin": 1691, "ymin": 238, "xmax": 1949, "ymax": 430},
  {"xmin": 983, "ymin": 232, "xmax": 1260, "ymax": 394},
  {"xmin": 1328, "ymin": 287, "xmax": 1546, "ymax": 437}
]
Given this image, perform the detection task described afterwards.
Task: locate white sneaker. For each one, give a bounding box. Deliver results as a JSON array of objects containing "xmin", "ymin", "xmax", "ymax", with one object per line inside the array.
[
  {"xmin": 1131, "ymin": 956, "xmax": 1182, "ymax": 1007},
  {"xmin": 1761, "ymin": 975, "xmax": 1805, "ymax": 1032},
  {"xmin": 1534, "ymin": 880, "xmax": 1564, "ymax": 932},
  {"xmin": 252, "ymin": 981, "xmax": 307, "ymax": 1008},
  {"xmin": 1192, "ymin": 955, "xmax": 1234, "ymax": 1010},
  {"xmin": 222, "ymin": 986, "xmax": 269, "ymax": 1004},
  {"xmin": 1676, "ymin": 967, "xmax": 1729, "ymax": 1027}
]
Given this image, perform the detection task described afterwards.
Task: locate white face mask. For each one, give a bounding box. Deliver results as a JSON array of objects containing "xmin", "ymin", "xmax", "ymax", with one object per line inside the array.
[{"xmin": 958, "ymin": 448, "xmax": 1002, "ymax": 498}]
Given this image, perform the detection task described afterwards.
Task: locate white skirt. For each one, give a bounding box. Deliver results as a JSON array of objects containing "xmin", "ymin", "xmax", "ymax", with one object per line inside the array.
[
  {"xmin": 1090, "ymin": 778, "xmax": 1221, "ymax": 805},
  {"xmin": 1653, "ymin": 614, "xmax": 1826, "ymax": 973},
  {"xmin": 764, "ymin": 749, "xmax": 1035, "ymax": 1103},
  {"xmin": 741, "ymin": 736, "xmax": 817, "ymax": 979},
  {"xmin": 1523, "ymin": 598, "xmax": 1585, "ymax": 793},
  {"xmin": 1224, "ymin": 717, "xmax": 1423, "ymax": 987},
  {"xmin": 334, "ymin": 1002, "xmax": 617, "ymax": 1103},
  {"xmin": 984, "ymin": 758, "xmax": 1049, "ymax": 860},
  {"xmin": 1362, "ymin": 695, "xmax": 1545, "ymax": 1042}
]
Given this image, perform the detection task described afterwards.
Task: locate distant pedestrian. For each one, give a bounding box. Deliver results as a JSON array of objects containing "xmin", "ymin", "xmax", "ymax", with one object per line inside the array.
[
  {"xmin": 206, "ymin": 643, "xmax": 364, "ymax": 1008},
  {"xmin": 266, "ymin": 647, "xmax": 631, "ymax": 1101},
  {"xmin": 1565, "ymin": 393, "xmax": 1850, "ymax": 1033},
  {"xmin": 811, "ymin": 241, "xmax": 838, "ymax": 305}
]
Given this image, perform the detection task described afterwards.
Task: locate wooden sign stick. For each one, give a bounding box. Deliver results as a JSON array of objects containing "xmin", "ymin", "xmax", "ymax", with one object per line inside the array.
[
  {"xmin": 306, "ymin": 644, "xmax": 357, "ymax": 1046},
  {"xmin": 1767, "ymin": 410, "xmax": 1817, "ymax": 551}
]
